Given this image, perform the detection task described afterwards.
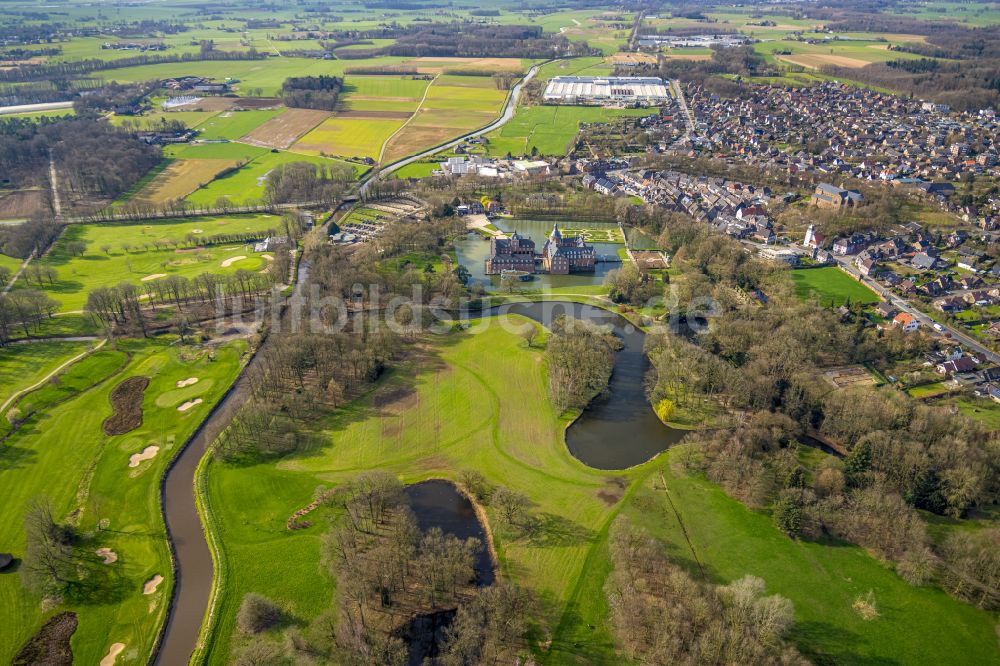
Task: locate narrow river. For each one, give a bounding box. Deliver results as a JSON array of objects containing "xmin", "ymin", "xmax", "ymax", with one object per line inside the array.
[{"xmin": 157, "ymin": 293, "xmax": 681, "ymax": 663}]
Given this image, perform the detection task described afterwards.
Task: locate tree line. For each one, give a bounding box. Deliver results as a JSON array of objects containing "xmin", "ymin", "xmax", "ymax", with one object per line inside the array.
[{"xmin": 642, "ymin": 217, "xmax": 1000, "ymax": 610}]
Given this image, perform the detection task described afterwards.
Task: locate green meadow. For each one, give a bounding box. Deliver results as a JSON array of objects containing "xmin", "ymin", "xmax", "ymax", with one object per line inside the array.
[
  {"xmin": 0, "ymin": 339, "xmax": 96, "ymax": 409},
  {"xmin": 193, "ymin": 109, "xmax": 284, "ymax": 141},
  {"xmin": 486, "ymin": 105, "xmax": 651, "ymax": 157},
  {"xmin": 791, "ymin": 266, "xmax": 880, "ymax": 306},
  {"xmin": 0, "ymin": 337, "xmax": 247, "ymax": 665},
  {"xmin": 13, "ymin": 215, "xmax": 278, "ymax": 311}
]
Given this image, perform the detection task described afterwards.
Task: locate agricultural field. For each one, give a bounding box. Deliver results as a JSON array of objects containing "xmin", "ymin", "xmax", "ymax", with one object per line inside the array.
[
  {"xmin": 791, "ymin": 266, "xmax": 880, "ymax": 306},
  {"xmin": 110, "ymin": 109, "xmax": 218, "ymax": 132},
  {"xmin": 0, "ymin": 188, "xmax": 46, "ymax": 220},
  {"xmin": 192, "ymin": 109, "xmax": 283, "ymax": 141},
  {"xmin": 126, "ymin": 158, "xmax": 242, "ymax": 206},
  {"xmin": 183, "ymin": 150, "xmax": 360, "ymax": 207},
  {"xmin": 10, "ymin": 215, "xmax": 278, "ymax": 311},
  {"xmin": 240, "ymin": 108, "xmax": 330, "ymax": 149},
  {"xmin": 93, "ymin": 57, "xmax": 411, "ymax": 97},
  {"xmin": 603, "ymin": 459, "xmax": 1000, "ymax": 665},
  {"xmin": 0, "ymin": 337, "xmax": 247, "ymax": 666},
  {"xmin": 382, "ymin": 74, "xmax": 508, "ymax": 162},
  {"xmin": 486, "ymin": 105, "xmax": 651, "ymax": 157}
]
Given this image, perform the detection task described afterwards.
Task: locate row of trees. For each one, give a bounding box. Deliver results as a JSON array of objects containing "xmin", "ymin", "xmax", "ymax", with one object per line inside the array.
[{"xmin": 0, "ymin": 289, "xmax": 59, "ymax": 344}]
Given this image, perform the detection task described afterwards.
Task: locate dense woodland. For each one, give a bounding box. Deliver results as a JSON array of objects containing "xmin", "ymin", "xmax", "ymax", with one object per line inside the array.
[
  {"xmin": 383, "ymin": 23, "xmax": 592, "ymax": 59},
  {"xmin": 279, "ymin": 75, "xmax": 343, "ymax": 111},
  {"xmin": 0, "ymin": 116, "xmax": 161, "ymax": 212},
  {"xmin": 635, "ymin": 212, "xmax": 1000, "ymax": 610}
]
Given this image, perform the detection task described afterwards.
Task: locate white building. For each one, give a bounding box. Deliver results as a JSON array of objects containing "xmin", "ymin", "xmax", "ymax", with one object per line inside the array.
[{"xmin": 542, "ymin": 76, "xmax": 671, "ymax": 106}]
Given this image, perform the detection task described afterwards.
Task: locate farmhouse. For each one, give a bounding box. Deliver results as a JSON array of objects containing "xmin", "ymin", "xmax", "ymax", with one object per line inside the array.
[{"xmin": 543, "ymin": 76, "xmax": 671, "ymax": 106}]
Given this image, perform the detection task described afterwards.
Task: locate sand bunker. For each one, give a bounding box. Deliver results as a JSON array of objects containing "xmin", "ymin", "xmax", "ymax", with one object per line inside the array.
[
  {"xmin": 128, "ymin": 445, "xmax": 159, "ymax": 468},
  {"xmin": 261, "ymin": 253, "xmax": 274, "ymax": 261},
  {"xmin": 143, "ymin": 574, "xmax": 163, "ymax": 595},
  {"xmin": 176, "ymin": 377, "xmax": 199, "ymax": 388},
  {"xmin": 192, "ymin": 228, "xmax": 203, "ymax": 234},
  {"xmin": 220, "ymin": 255, "xmax": 247, "ymax": 268},
  {"xmin": 141, "ymin": 273, "xmax": 167, "ymax": 282},
  {"xmin": 177, "ymin": 398, "xmax": 203, "ymax": 412},
  {"xmin": 100, "ymin": 643, "xmax": 125, "ymax": 666},
  {"xmin": 95, "ymin": 548, "xmax": 118, "ymax": 564}
]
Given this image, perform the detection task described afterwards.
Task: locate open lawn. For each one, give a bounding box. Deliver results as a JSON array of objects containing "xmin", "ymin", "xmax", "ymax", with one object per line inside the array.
[
  {"xmin": 200, "ymin": 318, "xmax": 620, "ymax": 664},
  {"xmin": 110, "ymin": 110, "xmax": 218, "ymax": 131},
  {"xmin": 594, "ymin": 459, "xmax": 1000, "ymax": 665},
  {"xmin": 94, "ymin": 57, "xmax": 411, "ymax": 97},
  {"xmin": 486, "ymin": 105, "xmax": 651, "ymax": 157},
  {"xmin": 198, "ymin": 311, "xmax": 1000, "ymax": 665},
  {"xmin": 0, "ymin": 339, "xmax": 96, "ymax": 410},
  {"xmin": 183, "ymin": 150, "xmax": 361, "ymax": 207},
  {"xmin": 240, "ymin": 108, "xmax": 330, "ymax": 149},
  {"xmin": 791, "ymin": 266, "xmax": 880, "ymax": 307},
  {"xmin": 12, "ymin": 215, "xmax": 277, "ymax": 311},
  {"xmin": 0, "ymin": 337, "xmax": 247, "ymax": 666}
]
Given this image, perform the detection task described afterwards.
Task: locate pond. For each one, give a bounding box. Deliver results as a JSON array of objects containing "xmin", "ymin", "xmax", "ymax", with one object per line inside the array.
[
  {"xmin": 492, "ymin": 301, "xmax": 687, "ymax": 470},
  {"xmin": 401, "ymin": 479, "xmax": 494, "ymax": 665},
  {"xmin": 453, "ymin": 218, "xmax": 623, "ymax": 292}
]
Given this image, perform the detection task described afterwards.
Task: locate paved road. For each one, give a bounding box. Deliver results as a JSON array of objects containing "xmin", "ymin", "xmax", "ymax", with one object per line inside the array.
[
  {"xmin": 360, "ymin": 59, "xmax": 549, "ymax": 195},
  {"xmin": 831, "ymin": 253, "xmax": 1000, "ymax": 364}
]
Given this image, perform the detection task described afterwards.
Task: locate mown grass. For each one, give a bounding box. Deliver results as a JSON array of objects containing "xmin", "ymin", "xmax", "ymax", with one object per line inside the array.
[
  {"xmin": 791, "ymin": 266, "xmax": 880, "ymax": 307},
  {"xmin": 0, "ymin": 337, "xmax": 247, "ymax": 665},
  {"xmin": 11, "ymin": 215, "xmax": 277, "ymax": 311},
  {"xmin": 486, "ymin": 105, "xmax": 651, "ymax": 157},
  {"xmin": 0, "ymin": 340, "xmax": 95, "ymax": 409},
  {"xmin": 200, "ymin": 314, "xmax": 999, "ymax": 664},
  {"xmin": 201, "ymin": 318, "xmax": 622, "ymax": 663},
  {"xmin": 606, "ymin": 459, "xmax": 1000, "ymax": 665}
]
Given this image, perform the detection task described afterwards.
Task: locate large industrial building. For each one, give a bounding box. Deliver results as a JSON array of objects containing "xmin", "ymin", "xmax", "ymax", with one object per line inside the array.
[{"xmin": 542, "ymin": 76, "xmax": 671, "ymax": 106}]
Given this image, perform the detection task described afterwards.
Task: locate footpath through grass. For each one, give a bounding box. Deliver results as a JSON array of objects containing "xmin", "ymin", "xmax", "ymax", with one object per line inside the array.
[
  {"xmin": 0, "ymin": 337, "xmax": 247, "ymax": 665},
  {"xmin": 12, "ymin": 214, "xmax": 278, "ymax": 311},
  {"xmin": 198, "ymin": 312, "xmax": 999, "ymax": 664}
]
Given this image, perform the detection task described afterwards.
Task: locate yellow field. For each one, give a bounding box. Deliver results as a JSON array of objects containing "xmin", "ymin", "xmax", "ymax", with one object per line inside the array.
[
  {"xmin": 777, "ymin": 53, "xmax": 871, "ymax": 69},
  {"xmin": 134, "ymin": 159, "xmax": 238, "ymax": 205},
  {"xmin": 292, "ymin": 117, "xmax": 405, "ymax": 159}
]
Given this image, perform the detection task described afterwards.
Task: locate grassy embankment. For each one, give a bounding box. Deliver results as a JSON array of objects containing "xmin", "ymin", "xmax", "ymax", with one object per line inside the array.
[
  {"xmin": 199, "ymin": 315, "xmax": 999, "ymax": 664},
  {"xmin": 0, "ymin": 337, "xmax": 247, "ymax": 665}
]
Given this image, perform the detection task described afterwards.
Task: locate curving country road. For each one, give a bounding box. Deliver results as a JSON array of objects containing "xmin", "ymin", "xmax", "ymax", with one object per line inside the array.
[
  {"xmin": 359, "ymin": 59, "xmax": 549, "ymax": 195},
  {"xmin": 155, "ymin": 62, "xmax": 552, "ymax": 665}
]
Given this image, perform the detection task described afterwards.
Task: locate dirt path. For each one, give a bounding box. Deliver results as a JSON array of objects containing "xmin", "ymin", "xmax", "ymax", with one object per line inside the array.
[
  {"xmin": 0, "ymin": 338, "xmax": 106, "ymax": 416},
  {"xmin": 378, "ymin": 73, "xmax": 439, "ymax": 164}
]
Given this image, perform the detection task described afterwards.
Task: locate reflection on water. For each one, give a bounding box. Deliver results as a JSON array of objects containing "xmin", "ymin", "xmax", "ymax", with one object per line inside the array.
[
  {"xmin": 454, "ymin": 219, "xmax": 627, "ymax": 292},
  {"xmin": 492, "ymin": 301, "xmax": 687, "ymax": 469}
]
